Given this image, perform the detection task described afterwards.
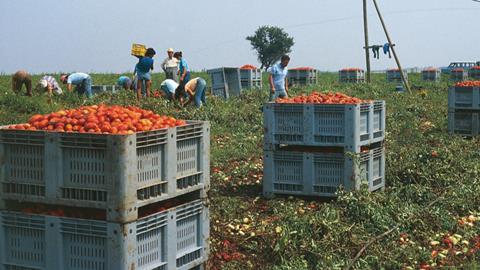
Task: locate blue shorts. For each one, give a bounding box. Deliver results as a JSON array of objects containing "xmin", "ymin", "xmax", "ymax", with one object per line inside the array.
[{"xmin": 137, "ymin": 71, "xmax": 151, "ymax": 81}]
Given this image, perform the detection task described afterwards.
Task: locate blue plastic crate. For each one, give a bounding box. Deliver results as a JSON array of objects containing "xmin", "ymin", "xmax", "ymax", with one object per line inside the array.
[
  {"xmin": 386, "ymin": 70, "xmax": 408, "ymax": 83},
  {"xmin": 469, "ymin": 69, "xmax": 480, "ymax": 80},
  {"xmin": 448, "ymin": 86, "xmax": 480, "ymax": 110},
  {"xmin": 0, "ymin": 122, "xmax": 210, "ymax": 223},
  {"xmin": 450, "ymin": 70, "xmax": 468, "ymax": 82},
  {"xmin": 422, "ymin": 70, "xmax": 441, "ymax": 82},
  {"xmin": 263, "ymin": 145, "xmax": 385, "ymax": 198},
  {"xmin": 263, "ymin": 101, "xmax": 386, "ymax": 151},
  {"xmin": 448, "ymin": 109, "xmax": 479, "ymax": 136},
  {"xmin": 207, "ymin": 68, "xmax": 242, "ymax": 99},
  {"xmin": 0, "ymin": 200, "xmax": 209, "ymax": 270}
]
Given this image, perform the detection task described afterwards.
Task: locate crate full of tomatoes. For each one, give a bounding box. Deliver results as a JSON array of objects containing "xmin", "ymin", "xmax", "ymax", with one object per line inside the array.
[
  {"xmin": 469, "ymin": 66, "xmax": 480, "ymax": 79},
  {"xmin": 0, "ymin": 105, "xmax": 210, "ymax": 223},
  {"xmin": 339, "ymin": 68, "xmax": 365, "ymax": 83},
  {"xmin": 263, "ymin": 92, "xmax": 385, "ymax": 151}
]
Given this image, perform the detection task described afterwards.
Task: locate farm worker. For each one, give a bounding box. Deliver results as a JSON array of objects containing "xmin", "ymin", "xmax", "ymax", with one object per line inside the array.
[
  {"xmin": 11, "ymin": 70, "xmax": 32, "ymax": 96},
  {"xmin": 268, "ymin": 54, "xmax": 290, "ymax": 101},
  {"xmin": 174, "ymin": 51, "xmax": 191, "ymax": 84},
  {"xmin": 159, "ymin": 79, "xmax": 179, "ymax": 100},
  {"xmin": 135, "ymin": 47, "xmax": 156, "ymax": 99},
  {"xmin": 174, "ymin": 77, "xmax": 207, "ymax": 108},
  {"xmin": 35, "ymin": 75, "xmax": 63, "ymax": 96},
  {"xmin": 117, "ymin": 75, "xmax": 132, "ymax": 90},
  {"xmin": 162, "ymin": 48, "xmax": 179, "ymax": 82},
  {"xmin": 60, "ymin": 72, "xmax": 93, "ymax": 98}
]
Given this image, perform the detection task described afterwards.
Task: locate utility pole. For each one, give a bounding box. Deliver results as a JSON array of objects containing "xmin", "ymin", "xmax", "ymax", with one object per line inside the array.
[
  {"xmin": 363, "ymin": 0, "xmax": 371, "ymax": 83},
  {"xmin": 371, "ymin": 0, "xmax": 411, "ymax": 93}
]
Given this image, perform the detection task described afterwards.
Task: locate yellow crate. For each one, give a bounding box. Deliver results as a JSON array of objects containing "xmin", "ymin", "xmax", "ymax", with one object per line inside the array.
[{"xmin": 131, "ymin": 43, "xmax": 146, "ymax": 57}]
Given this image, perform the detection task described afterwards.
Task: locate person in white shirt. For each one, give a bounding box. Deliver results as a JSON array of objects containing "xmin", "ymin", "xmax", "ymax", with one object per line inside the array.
[
  {"xmin": 161, "ymin": 48, "xmax": 179, "ymax": 82},
  {"xmin": 35, "ymin": 75, "xmax": 63, "ymax": 96}
]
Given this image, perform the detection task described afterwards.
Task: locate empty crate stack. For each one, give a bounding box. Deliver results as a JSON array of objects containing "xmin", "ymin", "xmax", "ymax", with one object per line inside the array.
[
  {"xmin": 469, "ymin": 66, "xmax": 480, "ymax": 80},
  {"xmin": 448, "ymin": 81, "xmax": 480, "ymax": 136},
  {"xmin": 450, "ymin": 68, "xmax": 468, "ymax": 82},
  {"xmin": 386, "ymin": 68, "xmax": 408, "ymax": 83},
  {"xmin": 240, "ymin": 65, "xmax": 262, "ymax": 90},
  {"xmin": 263, "ymin": 97, "xmax": 386, "ymax": 198},
  {"xmin": 287, "ymin": 67, "xmax": 318, "ymax": 86},
  {"xmin": 422, "ymin": 68, "xmax": 441, "ymax": 82},
  {"xmin": 92, "ymin": 85, "xmax": 120, "ymax": 95},
  {"xmin": 207, "ymin": 67, "xmax": 242, "ymax": 99},
  {"xmin": 0, "ymin": 118, "xmax": 211, "ymax": 269},
  {"xmin": 339, "ymin": 68, "xmax": 365, "ymax": 83}
]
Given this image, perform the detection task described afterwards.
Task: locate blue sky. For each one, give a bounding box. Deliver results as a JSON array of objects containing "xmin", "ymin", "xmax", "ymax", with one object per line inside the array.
[{"xmin": 1, "ymin": 0, "xmax": 479, "ymax": 74}]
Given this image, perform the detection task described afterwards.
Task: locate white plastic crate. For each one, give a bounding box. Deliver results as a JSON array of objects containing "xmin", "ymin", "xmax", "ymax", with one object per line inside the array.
[
  {"xmin": 91, "ymin": 85, "xmax": 120, "ymax": 95},
  {"xmin": 448, "ymin": 86, "xmax": 480, "ymax": 110},
  {"xmin": 339, "ymin": 70, "xmax": 365, "ymax": 83},
  {"xmin": 422, "ymin": 69, "xmax": 441, "ymax": 82},
  {"xmin": 386, "ymin": 69, "xmax": 408, "ymax": 83},
  {"xmin": 263, "ymin": 145, "xmax": 385, "ymax": 198},
  {"xmin": 263, "ymin": 101, "xmax": 386, "ymax": 152},
  {"xmin": 0, "ymin": 200, "xmax": 209, "ymax": 270},
  {"xmin": 0, "ymin": 121, "xmax": 210, "ymax": 223},
  {"xmin": 448, "ymin": 109, "xmax": 479, "ymax": 136},
  {"xmin": 207, "ymin": 68, "xmax": 242, "ymax": 99}
]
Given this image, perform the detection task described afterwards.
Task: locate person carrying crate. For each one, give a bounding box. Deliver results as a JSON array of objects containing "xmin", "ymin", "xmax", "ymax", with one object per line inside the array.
[
  {"xmin": 174, "ymin": 77, "xmax": 207, "ymax": 108},
  {"xmin": 268, "ymin": 55, "xmax": 290, "ymax": 101},
  {"xmin": 135, "ymin": 48, "xmax": 156, "ymax": 99},
  {"xmin": 60, "ymin": 72, "xmax": 93, "ymax": 98},
  {"xmin": 11, "ymin": 70, "xmax": 32, "ymax": 96},
  {"xmin": 162, "ymin": 48, "xmax": 179, "ymax": 82}
]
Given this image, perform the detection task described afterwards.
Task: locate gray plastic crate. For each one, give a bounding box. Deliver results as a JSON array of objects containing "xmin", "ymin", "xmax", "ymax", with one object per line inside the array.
[
  {"xmin": 0, "ymin": 199, "xmax": 209, "ymax": 270},
  {"xmin": 448, "ymin": 109, "xmax": 479, "ymax": 136},
  {"xmin": 263, "ymin": 145, "xmax": 385, "ymax": 198},
  {"xmin": 339, "ymin": 70, "xmax": 365, "ymax": 83},
  {"xmin": 241, "ymin": 79, "xmax": 262, "ymax": 89},
  {"xmin": 469, "ymin": 68, "xmax": 480, "ymax": 79},
  {"xmin": 450, "ymin": 70, "xmax": 468, "ymax": 82},
  {"xmin": 263, "ymin": 101, "xmax": 386, "ymax": 152},
  {"xmin": 287, "ymin": 69, "xmax": 318, "ymax": 86},
  {"xmin": 448, "ymin": 86, "xmax": 480, "ymax": 110},
  {"xmin": 422, "ymin": 70, "xmax": 441, "ymax": 82},
  {"xmin": 207, "ymin": 68, "xmax": 242, "ymax": 99},
  {"xmin": 0, "ymin": 121, "xmax": 210, "ymax": 223},
  {"xmin": 240, "ymin": 69, "xmax": 262, "ymax": 81},
  {"xmin": 386, "ymin": 69, "xmax": 408, "ymax": 83},
  {"xmin": 91, "ymin": 85, "xmax": 120, "ymax": 95}
]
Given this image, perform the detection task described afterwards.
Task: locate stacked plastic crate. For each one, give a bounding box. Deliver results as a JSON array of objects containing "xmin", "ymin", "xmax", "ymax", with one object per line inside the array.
[
  {"xmin": 287, "ymin": 67, "xmax": 318, "ymax": 86},
  {"xmin": 448, "ymin": 82, "xmax": 480, "ymax": 136},
  {"xmin": 262, "ymin": 99, "xmax": 386, "ymax": 198},
  {"xmin": 240, "ymin": 65, "xmax": 262, "ymax": 90},
  {"xmin": 422, "ymin": 68, "xmax": 441, "ymax": 82},
  {"xmin": 339, "ymin": 68, "xmax": 365, "ymax": 83},
  {"xmin": 92, "ymin": 85, "xmax": 120, "ymax": 95},
  {"xmin": 469, "ymin": 66, "xmax": 480, "ymax": 80},
  {"xmin": 207, "ymin": 67, "xmax": 242, "ymax": 99},
  {"xmin": 0, "ymin": 121, "xmax": 210, "ymax": 270},
  {"xmin": 386, "ymin": 68, "xmax": 408, "ymax": 83},
  {"xmin": 450, "ymin": 68, "xmax": 468, "ymax": 82}
]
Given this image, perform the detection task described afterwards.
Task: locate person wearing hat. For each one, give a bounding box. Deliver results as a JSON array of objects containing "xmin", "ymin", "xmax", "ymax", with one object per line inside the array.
[
  {"xmin": 11, "ymin": 70, "xmax": 32, "ymax": 96},
  {"xmin": 35, "ymin": 75, "xmax": 63, "ymax": 96},
  {"xmin": 60, "ymin": 72, "xmax": 93, "ymax": 98},
  {"xmin": 162, "ymin": 48, "xmax": 179, "ymax": 82},
  {"xmin": 174, "ymin": 51, "xmax": 191, "ymax": 84}
]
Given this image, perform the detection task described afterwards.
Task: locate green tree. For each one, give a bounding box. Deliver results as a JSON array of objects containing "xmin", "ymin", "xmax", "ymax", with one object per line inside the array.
[{"xmin": 246, "ymin": 26, "xmax": 294, "ymax": 70}]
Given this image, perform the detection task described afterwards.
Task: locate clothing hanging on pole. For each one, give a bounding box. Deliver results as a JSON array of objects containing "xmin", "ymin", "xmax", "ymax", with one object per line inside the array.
[
  {"xmin": 371, "ymin": 45, "xmax": 382, "ymax": 59},
  {"xmin": 383, "ymin": 43, "xmax": 391, "ymax": 58}
]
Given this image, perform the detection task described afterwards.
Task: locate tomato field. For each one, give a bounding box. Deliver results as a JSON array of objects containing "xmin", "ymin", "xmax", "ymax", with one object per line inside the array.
[{"xmin": 0, "ymin": 72, "xmax": 479, "ymax": 269}]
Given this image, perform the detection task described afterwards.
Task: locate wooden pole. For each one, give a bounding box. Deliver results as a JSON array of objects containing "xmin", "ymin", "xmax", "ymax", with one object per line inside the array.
[
  {"xmin": 363, "ymin": 0, "xmax": 371, "ymax": 83},
  {"xmin": 371, "ymin": 0, "xmax": 411, "ymax": 93}
]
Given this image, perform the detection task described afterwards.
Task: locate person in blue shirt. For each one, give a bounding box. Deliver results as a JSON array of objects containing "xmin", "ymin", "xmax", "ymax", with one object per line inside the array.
[
  {"xmin": 60, "ymin": 72, "xmax": 93, "ymax": 98},
  {"xmin": 135, "ymin": 48, "xmax": 156, "ymax": 99},
  {"xmin": 174, "ymin": 51, "xmax": 191, "ymax": 84},
  {"xmin": 117, "ymin": 76, "xmax": 132, "ymax": 90},
  {"xmin": 268, "ymin": 55, "xmax": 290, "ymax": 101}
]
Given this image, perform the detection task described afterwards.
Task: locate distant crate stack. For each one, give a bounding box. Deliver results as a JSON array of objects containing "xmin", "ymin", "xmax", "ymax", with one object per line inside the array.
[
  {"xmin": 339, "ymin": 68, "xmax": 365, "ymax": 83},
  {"xmin": 240, "ymin": 67, "xmax": 262, "ymax": 90},
  {"xmin": 262, "ymin": 100, "xmax": 386, "ymax": 198},
  {"xmin": 450, "ymin": 69, "xmax": 468, "ymax": 82},
  {"xmin": 0, "ymin": 121, "xmax": 211, "ymax": 270},
  {"xmin": 448, "ymin": 84, "xmax": 480, "ymax": 136},
  {"xmin": 468, "ymin": 66, "xmax": 480, "ymax": 80},
  {"xmin": 287, "ymin": 67, "xmax": 318, "ymax": 86},
  {"xmin": 91, "ymin": 85, "xmax": 120, "ymax": 95},
  {"xmin": 422, "ymin": 68, "xmax": 441, "ymax": 82},
  {"xmin": 207, "ymin": 67, "xmax": 242, "ymax": 99},
  {"xmin": 386, "ymin": 69, "xmax": 408, "ymax": 83}
]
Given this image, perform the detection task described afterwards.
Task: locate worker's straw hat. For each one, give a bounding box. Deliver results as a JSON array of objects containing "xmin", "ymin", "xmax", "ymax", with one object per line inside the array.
[{"xmin": 167, "ymin": 48, "xmax": 174, "ymax": 52}]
